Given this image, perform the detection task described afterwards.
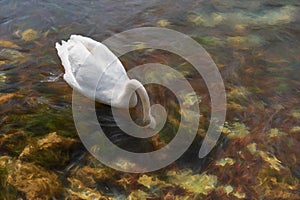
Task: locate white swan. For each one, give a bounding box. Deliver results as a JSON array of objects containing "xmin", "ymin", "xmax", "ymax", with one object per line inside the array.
[{"xmin": 55, "ymin": 35, "xmax": 155, "ymax": 128}]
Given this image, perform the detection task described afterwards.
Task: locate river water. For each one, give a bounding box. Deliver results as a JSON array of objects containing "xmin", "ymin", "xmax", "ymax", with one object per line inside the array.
[{"xmin": 0, "ymin": 0, "xmax": 300, "ymax": 199}]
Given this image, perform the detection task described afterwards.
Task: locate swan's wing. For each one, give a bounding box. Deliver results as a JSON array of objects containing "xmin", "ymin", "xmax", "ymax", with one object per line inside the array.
[
  {"xmin": 56, "ymin": 35, "xmax": 137, "ymax": 108},
  {"xmin": 70, "ymin": 35, "xmax": 98, "ymax": 52},
  {"xmin": 55, "ymin": 41, "xmax": 81, "ymax": 90},
  {"xmin": 88, "ymin": 38, "xmax": 137, "ymax": 107},
  {"xmin": 56, "ymin": 37, "xmax": 104, "ymax": 101}
]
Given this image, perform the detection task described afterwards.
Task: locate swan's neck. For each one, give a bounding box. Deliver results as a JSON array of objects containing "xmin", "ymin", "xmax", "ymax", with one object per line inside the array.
[{"xmin": 121, "ymin": 79, "xmax": 152, "ymax": 126}]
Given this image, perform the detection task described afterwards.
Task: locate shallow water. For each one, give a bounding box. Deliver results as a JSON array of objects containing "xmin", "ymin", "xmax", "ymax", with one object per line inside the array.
[{"xmin": 0, "ymin": 0, "xmax": 300, "ymax": 199}]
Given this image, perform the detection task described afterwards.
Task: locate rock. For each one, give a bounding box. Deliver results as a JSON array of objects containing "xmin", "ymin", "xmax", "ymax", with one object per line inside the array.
[
  {"xmin": 7, "ymin": 160, "xmax": 62, "ymax": 200},
  {"xmin": 21, "ymin": 29, "xmax": 39, "ymax": 42}
]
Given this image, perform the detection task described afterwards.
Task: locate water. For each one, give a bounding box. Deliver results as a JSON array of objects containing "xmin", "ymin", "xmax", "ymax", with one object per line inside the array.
[{"xmin": 0, "ymin": 0, "xmax": 300, "ymax": 199}]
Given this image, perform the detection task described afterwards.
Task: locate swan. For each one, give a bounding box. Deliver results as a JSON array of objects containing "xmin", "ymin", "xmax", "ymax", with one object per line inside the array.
[{"xmin": 55, "ymin": 35, "xmax": 155, "ymax": 129}]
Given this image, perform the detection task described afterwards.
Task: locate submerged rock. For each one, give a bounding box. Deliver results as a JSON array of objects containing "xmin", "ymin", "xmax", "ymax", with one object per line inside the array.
[{"xmin": 20, "ymin": 29, "xmax": 40, "ymax": 42}]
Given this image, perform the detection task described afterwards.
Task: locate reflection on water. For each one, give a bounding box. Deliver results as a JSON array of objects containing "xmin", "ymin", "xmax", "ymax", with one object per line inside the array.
[{"xmin": 0, "ymin": 0, "xmax": 300, "ymax": 199}]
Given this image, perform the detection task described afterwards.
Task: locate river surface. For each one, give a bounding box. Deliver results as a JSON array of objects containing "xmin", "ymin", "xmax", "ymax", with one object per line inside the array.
[{"xmin": 0, "ymin": 0, "xmax": 300, "ymax": 199}]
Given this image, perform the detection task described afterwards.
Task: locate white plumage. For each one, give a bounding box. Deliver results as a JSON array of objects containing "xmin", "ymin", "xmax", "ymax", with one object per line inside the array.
[{"xmin": 56, "ymin": 35, "xmax": 155, "ymax": 128}]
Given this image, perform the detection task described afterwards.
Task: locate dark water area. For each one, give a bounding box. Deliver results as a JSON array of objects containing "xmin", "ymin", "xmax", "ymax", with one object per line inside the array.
[{"xmin": 0, "ymin": 0, "xmax": 300, "ymax": 199}]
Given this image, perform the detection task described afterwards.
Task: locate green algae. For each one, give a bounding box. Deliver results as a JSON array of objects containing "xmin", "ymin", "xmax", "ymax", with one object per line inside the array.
[
  {"xmin": 4, "ymin": 106, "xmax": 76, "ymax": 138},
  {"xmin": 156, "ymin": 19, "xmax": 171, "ymax": 27},
  {"xmin": 0, "ymin": 157, "xmax": 19, "ymax": 200},
  {"xmin": 7, "ymin": 161, "xmax": 63, "ymax": 200},
  {"xmin": 0, "ymin": 130, "xmax": 28, "ymax": 156},
  {"xmin": 267, "ymin": 128, "xmax": 287, "ymax": 138},
  {"xmin": 290, "ymin": 109, "xmax": 300, "ymax": 119},
  {"xmin": 222, "ymin": 122, "xmax": 250, "ymax": 139},
  {"xmin": 19, "ymin": 132, "xmax": 78, "ymax": 169},
  {"xmin": 137, "ymin": 174, "xmax": 171, "ymax": 189},
  {"xmin": 215, "ymin": 157, "xmax": 235, "ymax": 167},
  {"xmin": 194, "ymin": 36, "xmax": 225, "ymax": 48},
  {"xmin": 290, "ymin": 126, "xmax": 300, "ymax": 133},
  {"xmin": 167, "ymin": 170, "xmax": 218, "ymax": 195},
  {"xmin": 222, "ymin": 185, "xmax": 233, "ymax": 195}
]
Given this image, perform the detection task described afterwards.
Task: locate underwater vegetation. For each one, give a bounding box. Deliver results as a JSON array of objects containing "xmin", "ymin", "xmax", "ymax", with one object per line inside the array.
[{"xmin": 0, "ymin": 0, "xmax": 300, "ymax": 199}]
